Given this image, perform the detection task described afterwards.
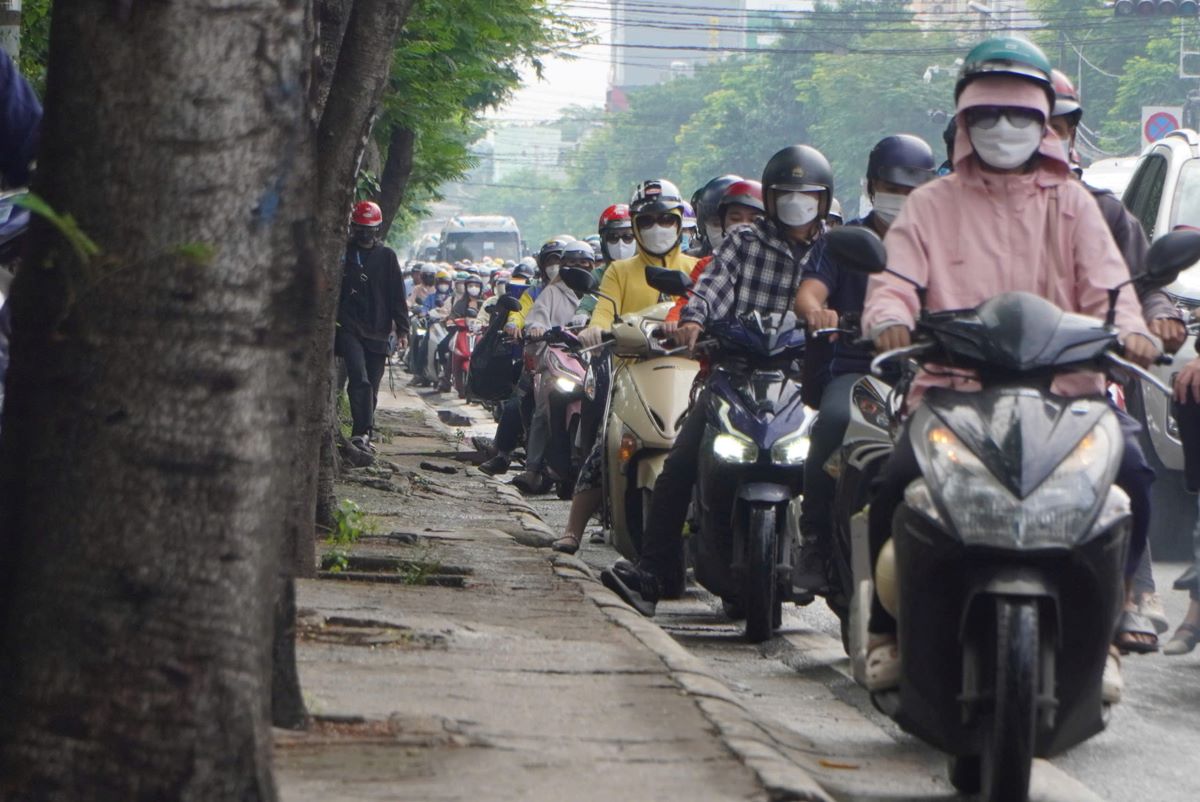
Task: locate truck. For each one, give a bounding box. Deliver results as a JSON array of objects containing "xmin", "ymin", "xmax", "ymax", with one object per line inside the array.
[{"xmin": 438, "ymin": 215, "xmax": 522, "ymax": 262}]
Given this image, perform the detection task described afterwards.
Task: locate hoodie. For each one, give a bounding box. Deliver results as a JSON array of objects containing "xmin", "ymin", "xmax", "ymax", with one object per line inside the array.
[
  {"xmin": 863, "ymin": 74, "xmax": 1154, "ymax": 405},
  {"xmin": 589, "ymin": 243, "xmax": 697, "ymax": 330}
]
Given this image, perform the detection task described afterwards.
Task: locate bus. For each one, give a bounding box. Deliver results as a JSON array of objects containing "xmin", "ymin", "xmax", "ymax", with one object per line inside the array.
[{"xmin": 438, "ymin": 215, "xmax": 522, "ymax": 262}]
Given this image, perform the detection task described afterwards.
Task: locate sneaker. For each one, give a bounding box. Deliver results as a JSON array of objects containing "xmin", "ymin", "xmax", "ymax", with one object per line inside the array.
[
  {"xmin": 479, "ymin": 455, "xmax": 511, "ymax": 476},
  {"xmin": 588, "ymin": 527, "xmax": 607, "ymax": 545},
  {"xmin": 791, "ymin": 537, "xmax": 831, "ymax": 595},
  {"xmin": 350, "ymin": 435, "xmax": 371, "ymax": 452},
  {"xmin": 471, "ymin": 436, "xmax": 497, "ymax": 458},
  {"xmin": 600, "ymin": 560, "xmax": 659, "ymax": 617},
  {"xmin": 1137, "ymin": 592, "xmax": 1170, "ymax": 635},
  {"xmin": 864, "ymin": 636, "xmax": 900, "ymax": 692}
]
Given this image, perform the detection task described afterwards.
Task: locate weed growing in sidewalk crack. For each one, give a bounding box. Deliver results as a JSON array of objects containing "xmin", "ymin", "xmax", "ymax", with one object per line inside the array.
[{"xmin": 323, "ymin": 499, "xmax": 374, "ymax": 573}]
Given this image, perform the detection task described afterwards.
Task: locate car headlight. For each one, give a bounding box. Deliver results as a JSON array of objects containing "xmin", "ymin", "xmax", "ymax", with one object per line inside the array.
[
  {"xmin": 771, "ymin": 432, "xmax": 810, "ymax": 465},
  {"xmin": 915, "ymin": 420, "xmax": 1116, "ymax": 548},
  {"xmin": 714, "ymin": 433, "xmax": 758, "ymax": 464},
  {"xmin": 555, "ymin": 375, "xmax": 580, "ymax": 393}
]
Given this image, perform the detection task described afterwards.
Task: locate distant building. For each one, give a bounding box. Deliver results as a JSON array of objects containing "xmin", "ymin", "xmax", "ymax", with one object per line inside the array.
[
  {"xmin": 608, "ymin": 0, "xmax": 748, "ymax": 106},
  {"xmin": 745, "ymin": 1, "xmax": 813, "ymax": 49}
]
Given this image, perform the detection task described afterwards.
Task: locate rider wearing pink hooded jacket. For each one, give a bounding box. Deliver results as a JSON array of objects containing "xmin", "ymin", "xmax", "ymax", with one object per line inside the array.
[{"xmin": 860, "ymin": 39, "xmax": 1161, "ymax": 698}]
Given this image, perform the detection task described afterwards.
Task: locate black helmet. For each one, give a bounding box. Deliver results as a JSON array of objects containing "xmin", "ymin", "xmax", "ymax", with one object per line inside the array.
[
  {"xmin": 693, "ymin": 175, "xmax": 742, "ymax": 223},
  {"xmin": 537, "ymin": 236, "xmax": 574, "ymax": 269},
  {"xmin": 560, "ymin": 240, "xmax": 597, "ymax": 266},
  {"xmin": 866, "ymin": 135, "xmax": 937, "ymax": 189},
  {"xmin": 630, "ymin": 179, "xmax": 685, "ymax": 217},
  {"xmin": 513, "ymin": 258, "xmax": 536, "ymax": 281},
  {"xmin": 761, "ymin": 145, "xmax": 834, "ymax": 221}
]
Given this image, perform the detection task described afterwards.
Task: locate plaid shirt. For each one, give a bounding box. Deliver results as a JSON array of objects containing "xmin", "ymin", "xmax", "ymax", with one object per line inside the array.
[{"xmin": 680, "ymin": 217, "xmax": 825, "ymax": 326}]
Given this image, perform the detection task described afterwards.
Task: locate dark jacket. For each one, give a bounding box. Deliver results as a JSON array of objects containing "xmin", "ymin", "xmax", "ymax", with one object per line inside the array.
[
  {"xmin": 1087, "ymin": 184, "xmax": 1178, "ymax": 323},
  {"xmin": 337, "ymin": 243, "xmax": 409, "ymax": 352}
]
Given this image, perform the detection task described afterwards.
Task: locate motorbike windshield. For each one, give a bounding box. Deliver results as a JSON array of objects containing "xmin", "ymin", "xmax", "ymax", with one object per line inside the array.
[
  {"xmin": 926, "ymin": 292, "xmax": 1115, "ymax": 374},
  {"xmin": 708, "ymin": 313, "xmax": 806, "ymax": 359}
]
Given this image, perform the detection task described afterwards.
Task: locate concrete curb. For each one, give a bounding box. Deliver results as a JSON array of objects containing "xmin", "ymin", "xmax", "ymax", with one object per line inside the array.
[{"xmin": 551, "ymin": 554, "xmax": 834, "ymax": 802}]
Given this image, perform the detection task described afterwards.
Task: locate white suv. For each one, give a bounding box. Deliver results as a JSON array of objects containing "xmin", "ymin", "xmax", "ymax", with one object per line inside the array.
[{"xmin": 1122, "ymin": 129, "xmax": 1200, "ymax": 558}]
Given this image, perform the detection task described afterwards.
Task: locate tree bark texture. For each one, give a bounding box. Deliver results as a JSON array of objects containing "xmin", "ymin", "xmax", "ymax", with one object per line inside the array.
[
  {"xmin": 313, "ymin": 0, "xmax": 354, "ymax": 122},
  {"xmin": 378, "ymin": 124, "xmax": 415, "ymax": 239},
  {"xmin": 298, "ymin": 0, "xmax": 415, "ymax": 536},
  {"xmin": 0, "ymin": 1, "xmax": 315, "ymax": 798}
]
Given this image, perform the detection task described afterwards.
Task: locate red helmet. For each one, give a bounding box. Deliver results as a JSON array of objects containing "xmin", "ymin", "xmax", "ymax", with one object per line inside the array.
[
  {"xmin": 717, "ymin": 180, "xmax": 765, "ymax": 220},
  {"xmin": 598, "ymin": 203, "xmax": 632, "ymax": 235},
  {"xmin": 1050, "ymin": 69, "xmax": 1081, "ymax": 121},
  {"xmin": 351, "ymin": 200, "xmax": 383, "ymax": 227}
]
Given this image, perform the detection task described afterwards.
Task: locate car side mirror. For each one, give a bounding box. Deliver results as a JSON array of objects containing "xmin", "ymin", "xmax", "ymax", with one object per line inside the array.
[
  {"xmin": 559, "ymin": 265, "xmax": 598, "ymax": 295},
  {"xmin": 497, "ymin": 295, "xmax": 522, "ymax": 313},
  {"xmin": 1144, "ymin": 229, "xmax": 1200, "ymax": 290},
  {"xmin": 824, "ymin": 226, "xmax": 887, "ymax": 274},
  {"xmin": 644, "ymin": 266, "xmax": 693, "ymax": 297}
]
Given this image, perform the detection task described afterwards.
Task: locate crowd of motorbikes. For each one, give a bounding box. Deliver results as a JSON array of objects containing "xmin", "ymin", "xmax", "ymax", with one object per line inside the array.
[{"xmin": 393, "ymin": 217, "xmax": 1200, "ymax": 802}]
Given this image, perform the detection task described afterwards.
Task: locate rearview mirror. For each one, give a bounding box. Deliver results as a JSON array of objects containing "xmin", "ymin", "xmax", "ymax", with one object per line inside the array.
[
  {"xmin": 559, "ymin": 266, "xmax": 598, "ymax": 295},
  {"xmin": 1144, "ymin": 229, "xmax": 1200, "ymax": 290},
  {"xmin": 497, "ymin": 295, "xmax": 522, "ymax": 313},
  {"xmin": 824, "ymin": 226, "xmax": 887, "ymax": 275},
  {"xmin": 644, "ymin": 266, "xmax": 693, "ymax": 297}
]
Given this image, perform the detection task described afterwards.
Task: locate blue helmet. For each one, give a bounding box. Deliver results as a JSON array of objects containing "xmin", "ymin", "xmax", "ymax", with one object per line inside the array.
[{"xmin": 866, "ymin": 135, "xmax": 937, "ymax": 189}]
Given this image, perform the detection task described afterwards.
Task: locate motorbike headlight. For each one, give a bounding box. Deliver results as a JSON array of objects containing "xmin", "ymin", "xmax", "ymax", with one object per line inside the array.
[
  {"xmin": 771, "ymin": 432, "xmax": 810, "ymax": 465},
  {"xmin": 918, "ymin": 421, "xmax": 1116, "ymax": 548},
  {"xmin": 555, "ymin": 375, "xmax": 580, "ymax": 393},
  {"xmin": 714, "ymin": 433, "xmax": 758, "ymax": 464},
  {"xmin": 584, "ymin": 366, "xmax": 597, "ymax": 400}
]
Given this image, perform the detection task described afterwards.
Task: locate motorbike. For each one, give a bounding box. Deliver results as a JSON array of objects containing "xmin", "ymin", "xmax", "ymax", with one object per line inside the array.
[
  {"xmin": 821, "ymin": 225, "xmax": 1200, "ymax": 802},
  {"xmin": 598, "ymin": 301, "xmax": 700, "ymax": 561},
  {"xmin": 448, "ymin": 310, "xmax": 482, "ymax": 399},
  {"xmin": 407, "ymin": 312, "xmax": 433, "ymax": 385},
  {"xmin": 524, "ymin": 327, "xmax": 589, "ymax": 499}
]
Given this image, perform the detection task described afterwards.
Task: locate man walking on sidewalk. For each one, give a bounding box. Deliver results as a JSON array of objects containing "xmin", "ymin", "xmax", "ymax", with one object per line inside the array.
[{"xmin": 336, "ymin": 201, "xmax": 409, "ymax": 455}]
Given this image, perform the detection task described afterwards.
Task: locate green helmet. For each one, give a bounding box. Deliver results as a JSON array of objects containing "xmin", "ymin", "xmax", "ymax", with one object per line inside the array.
[
  {"xmin": 454, "ymin": 271, "xmax": 469, "ymax": 281},
  {"xmin": 956, "ymin": 38, "xmax": 1053, "ymax": 104}
]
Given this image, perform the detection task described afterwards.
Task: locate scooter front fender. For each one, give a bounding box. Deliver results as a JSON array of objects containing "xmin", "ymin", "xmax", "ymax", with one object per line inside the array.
[{"xmin": 636, "ymin": 451, "xmax": 668, "ymax": 490}]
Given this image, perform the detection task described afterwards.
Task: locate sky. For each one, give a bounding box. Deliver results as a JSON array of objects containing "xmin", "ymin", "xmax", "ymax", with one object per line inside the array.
[{"xmin": 487, "ymin": 2, "xmax": 613, "ymax": 125}]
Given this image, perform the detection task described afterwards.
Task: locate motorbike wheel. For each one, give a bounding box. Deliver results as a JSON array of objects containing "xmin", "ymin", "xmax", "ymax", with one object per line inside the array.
[
  {"xmin": 947, "ymin": 755, "xmax": 981, "ymax": 794},
  {"xmin": 454, "ymin": 366, "xmax": 468, "ymax": 399},
  {"xmin": 743, "ymin": 505, "xmax": 779, "ymax": 644},
  {"xmin": 980, "ymin": 598, "xmax": 1038, "ymax": 802}
]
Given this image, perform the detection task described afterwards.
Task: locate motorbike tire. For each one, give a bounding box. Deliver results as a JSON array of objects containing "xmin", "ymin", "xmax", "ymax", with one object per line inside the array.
[
  {"xmin": 980, "ymin": 598, "xmax": 1038, "ymax": 802},
  {"xmin": 454, "ymin": 366, "xmax": 468, "ymax": 399},
  {"xmin": 743, "ymin": 505, "xmax": 779, "ymax": 644},
  {"xmin": 947, "ymin": 755, "xmax": 981, "ymax": 794}
]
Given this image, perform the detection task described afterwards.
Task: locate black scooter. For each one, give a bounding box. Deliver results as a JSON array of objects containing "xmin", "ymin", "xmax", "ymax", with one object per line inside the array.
[{"xmin": 822, "ymin": 225, "xmax": 1200, "ymax": 802}]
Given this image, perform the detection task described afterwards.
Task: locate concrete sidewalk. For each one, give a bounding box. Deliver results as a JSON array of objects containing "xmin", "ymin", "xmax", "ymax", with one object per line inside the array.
[{"xmin": 273, "ymin": 384, "xmax": 830, "ymax": 802}]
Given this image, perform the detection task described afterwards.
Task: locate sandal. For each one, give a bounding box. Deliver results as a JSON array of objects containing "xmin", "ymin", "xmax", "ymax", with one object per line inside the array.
[
  {"xmin": 1102, "ymin": 646, "xmax": 1123, "ymax": 704},
  {"xmin": 1163, "ymin": 622, "xmax": 1200, "ymax": 656},
  {"xmin": 1115, "ymin": 607, "xmax": 1159, "ymax": 655},
  {"xmin": 551, "ymin": 532, "xmax": 581, "ymax": 555},
  {"xmin": 864, "ymin": 635, "xmax": 900, "ymax": 692}
]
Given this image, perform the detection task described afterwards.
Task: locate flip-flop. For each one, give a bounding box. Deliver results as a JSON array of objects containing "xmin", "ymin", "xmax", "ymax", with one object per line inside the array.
[
  {"xmin": 1115, "ymin": 608, "xmax": 1160, "ymax": 655},
  {"xmin": 1163, "ymin": 622, "xmax": 1200, "ymax": 656}
]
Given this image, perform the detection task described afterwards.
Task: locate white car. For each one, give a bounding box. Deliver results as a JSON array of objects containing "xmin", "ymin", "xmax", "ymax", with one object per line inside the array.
[{"xmin": 1082, "ymin": 156, "xmax": 1139, "ymax": 198}]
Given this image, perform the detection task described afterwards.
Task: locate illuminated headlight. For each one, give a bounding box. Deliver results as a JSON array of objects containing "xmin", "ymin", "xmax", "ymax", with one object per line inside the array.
[
  {"xmin": 915, "ymin": 421, "xmax": 1117, "ymax": 548},
  {"xmin": 555, "ymin": 375, "xmax": 580, "ymax": 393},
  {"xmin": 414, "ymin": 327, "xmax": 427, "ymax": 336},
  {"xmin": 771, "ymin": 432, "xmax": 810, "ymax": 465},
  {"xmin": 714, "ymin": 433, "xmax": 758, "ymax": 463}
]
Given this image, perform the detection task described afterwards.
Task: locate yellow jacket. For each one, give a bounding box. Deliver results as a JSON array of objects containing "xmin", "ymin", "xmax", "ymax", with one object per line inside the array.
[
  {"xmin": 505, "ymin": 286, "xmax": 537, "ymax": 330},
  {"xmin": 589, "ymin": 247, "xmax": 697, "ymax": 330}
]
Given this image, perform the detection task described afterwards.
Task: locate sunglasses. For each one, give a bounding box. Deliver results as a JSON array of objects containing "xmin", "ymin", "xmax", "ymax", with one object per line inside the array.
[
  {"xmin": 635, "ymin": 213, "xmax": 678, "ymax": 229},
  {"xmin": 964, "ymin": 106, "xmax": 1044, "ymax": 130},
  {"xmin": 604, "ymin": 232, "xmax": 635, "ymax": 243}
]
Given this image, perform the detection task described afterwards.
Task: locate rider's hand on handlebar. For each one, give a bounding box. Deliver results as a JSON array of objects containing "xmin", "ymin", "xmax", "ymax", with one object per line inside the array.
[
  {"xmin": 579, "ymin": 326, "xmax": 605, "ymax": 348},
  {"xmin": 1122, "ymin": 333, "xmax": 1160, "ymax": 369},
  {"xmin": 660, "ymin": 320, "xmax": 679, "ymax": 336},
  {"xmin": 1174, "ymin": 357, "xmax": 1200, "ymax": 404},
  {"xmin": 504, "ymin": 323, "xmax": 518, "ymax": 337},
  {"xmin": 677, "ymin": 321, "xmax": 703, "ymax": 354},
  {"xmin": 873, "ymin": 324, "xmax": 912, "ymax": 353},
  {"xmin": 527, "ymin": 325, "xmax": 546, "ymax": 339},
  {"xmin": 804, "ymin": 309, "xmax": 839, "ymax": 332},
  {"xmin": 397, "ymin": 335, "xmax": 409, "ymax": 350},
  {"xmin": 1151, "ymin": 317, "xmax": 1188, "ymax": 355}
]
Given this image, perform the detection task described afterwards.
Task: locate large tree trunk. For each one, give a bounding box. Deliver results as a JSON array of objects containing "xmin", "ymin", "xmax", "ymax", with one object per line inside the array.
[
  {"xmin": 297, "ymin": 0, "xmax": 415, "ymax": 536},
  {"xmin": 378, "ymin": 124, "xmax": 416, "ymax": 238},
  {"xmin": 0, "ymin": 0, "xmax": 314, "ymax": 797},
  {"xmin": 313, "ymin": 0, "xmax": 354, "ymax": 121}
]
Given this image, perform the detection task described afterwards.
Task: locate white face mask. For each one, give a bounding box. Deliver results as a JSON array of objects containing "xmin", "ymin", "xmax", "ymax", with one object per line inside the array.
[
  {"xmin": 871, "ymin": 192, "xmax": 907, "ymax": 226},
  {"xmin": 609, "ymin": 239, "xmax": 637, "ymax": 261},
  {"xmin": 774, "ymin": 192, "xmax": 820, "ymax": 227},
  {"xmin": 467, "ymin": 286, "xmax": 481, "ymax": 297},
  {"xmin": 495, "ymin": 282, "xmax": 507, "ymax": 296},
  {"xmin": 1056, "ymin": 136, "xmax": 1072, "ymax": 164},
  {"xmin": 639, "ymin": 223, "xmax": 679, "ymax": 256},
  {"xmin": 543, "ymin": 265, "xmax": 560, "ymax": 282},
  {"xmin": 704, "ymin": 223, "xmax": 725, "ymax": 250},
  {"xmin": 969, "ymin": 117, "xmax": 1043, "ymax": 170},
  {"xmin": 437, "ymin": 283, "xmax": 450, "ymax": 293}
]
